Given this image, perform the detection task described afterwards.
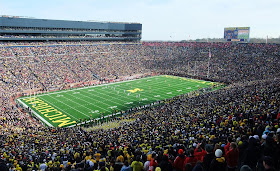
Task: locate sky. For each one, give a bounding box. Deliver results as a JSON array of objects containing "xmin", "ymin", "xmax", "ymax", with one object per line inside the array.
[{"xmin": 0, "ymin": 0, "xmax": 279, "ymax": 41}]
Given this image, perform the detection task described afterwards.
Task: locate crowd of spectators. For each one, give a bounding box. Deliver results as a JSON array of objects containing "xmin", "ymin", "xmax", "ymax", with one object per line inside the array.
[
  {"xmin": 0, "ymin": 41, "xmax": 279, "ymax": 171},
  {"xmin": 142, "ymin": 42, "xmax": 279, "ymax": 82}
]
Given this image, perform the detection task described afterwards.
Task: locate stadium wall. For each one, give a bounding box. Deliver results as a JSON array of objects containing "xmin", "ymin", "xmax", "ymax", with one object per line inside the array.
[{"xmin": 0, "ymin": 16, "xmax": 142, "ymax": 41}]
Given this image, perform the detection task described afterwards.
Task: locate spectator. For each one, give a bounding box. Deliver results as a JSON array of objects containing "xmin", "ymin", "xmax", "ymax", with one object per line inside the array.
[
  {"xmin": 202, "ymin": 144, "xmax": 214, "ymax": 171},
  {"xmin": 131, "ymin": 156, "xmax": 144, "ymax": 171},
  {"xmin": 115, "ymin": 158, "xmax": 124, "ymax": 171},
  {"xmin": 192, "ymin": 161, "xmax": 204, "ymax": 171},
  {"xmin": 240, "ymin": 165, "xmax": 252, "ymax": 171},
  {"xmin": 209, "ymin": 149, "xmax": 226, "ymax": 171},
  {"xmin": 241, "ymin": 137, "xmax": 261, "ymax": 170},
  {"xmin": 149, "ymin": 153, "xmax": 158, "ymax": 171},
  {"xmin": 158, "ymin": 154, "xmax": 173, "ymax": 171},
  {"xmin": 263, "ymin": 156, "xmax": 276, "ymax": 171},
  {"xmin": 173, "ymin": 149, "xmax": 186, "ymax": 171},
  {"xmin": 0, "ymin": 159, "xmax": 8, "ymax": 171},
  {"xmin": 183, "ymin": 148, "xmax": 198, "ymax": 170},
  {"xmin": 194, "ymin": 143, "xmax": 207, "ymax": 162},
  {"xmin": 144, "ymin": 155, "xmax": 152, "ymax": 171},
  {"xmin": 224, "ymin": 142, "xmax": 239, "ymax": 171},
  {"xmin": 121, "ymin": 161, "xmax": 132, "ymax": 171},
  {"xmin": 39, "ymin": 160, "xmax": 48, "ymax": 171}
]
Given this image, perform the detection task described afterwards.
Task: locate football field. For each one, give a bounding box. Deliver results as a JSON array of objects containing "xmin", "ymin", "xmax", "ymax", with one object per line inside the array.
[{"xmin": 17, "ymin": 75, "xmax": 224, "ymax": 127}]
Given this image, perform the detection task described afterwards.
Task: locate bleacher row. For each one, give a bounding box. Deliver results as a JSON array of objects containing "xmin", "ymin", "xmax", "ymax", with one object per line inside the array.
[{"xmin": 0, "ymin": 41, "xmax": 279, "ymax": 171}]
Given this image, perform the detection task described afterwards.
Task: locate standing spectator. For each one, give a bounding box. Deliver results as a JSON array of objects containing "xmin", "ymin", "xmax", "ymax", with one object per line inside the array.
[
  {"xmin": 224, "ymin": 142, "xmax": 239, "ymax": 171},
  {"xmin": 173, "ymin": 149, "xmax": 186, "ymax": 171},
  {"xmin": 192, "ymin": 161, "xmax": 204, "ymax": 171},
  {"xmin": 202, "ymin": 144, "xmax": 214, "ymax": 171},
  {"xmin": 183, "ymin": 148, "xmax": 198, "ymax": 170},
  {"xmin": 240, "ymin": 165, "xmax": 252, "ymax": 171},
  {"xmin": 149, "ymin": 153, "xmax": 158, "ymax": 171},
  {"xmin": 209, "ymin": 149, "xmax": 226, "ymax": 171},
  {"xmin": 115, "ymin": 158, "xmax": 124, "ymax": 171},
  {"xmin": 0, "ymin": 159, "xmax": 8, "ymax": 171},
  {"xmin": 194, "ymin": 143, "xmax": 207, "ymax": 162},
  {"xmin": 158, "ymin": 154, "xmax": 173, "ymax": 171},
  {"xmin": 131, "ymin": 156, "xmax": 143, "ymax": 171},
  {"xmin": 39, "ymin": 160, "xmax": 48, "ymax": 171},
  {"xmin": 121, "ymin": 161, "xmax": 132, "ymax": 171},
  {"xmin": 262, "ymin": 136, "xmax": 277, "ymax": 161},
  {"xmin": 263, "ymin": 156, "xmax": 276, "ymax": 171},
  {"xmin": 144, "ymin": 155, "xmax": 152, "ymax": 171},
  {"xmin": 241, "ymin": 137, "xmax": 261, "ymax": 170}
]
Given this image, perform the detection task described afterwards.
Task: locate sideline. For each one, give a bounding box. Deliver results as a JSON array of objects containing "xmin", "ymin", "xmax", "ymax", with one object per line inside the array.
[{"xmin": 17, "ymin": 99, "xmax": 54, "ymax": 127}]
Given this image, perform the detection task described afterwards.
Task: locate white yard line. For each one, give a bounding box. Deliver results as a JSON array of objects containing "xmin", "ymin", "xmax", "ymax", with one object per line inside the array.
[
  {"xmin": 23, "ymin": 75, "xmax": 205, "ymax": 110},
  {"xmin": 19, "ymin": 75, "xmax": 161, "ymax": 98},
  {"xmin": 40, "ymin": 95, "xmax": 86, "ymax": 119},
  {"xmin": 62, "ymin": 91, "xmax": 112, "ymax": 113},
  {"xmin": 74, "ymin": 90, "xmax": 128, "ymax": 109},
  {"xmin": 19, "ymin": 75, "xmax": 216, "ymax": 123},
  {"xmin": 89, "ymin": 76, "xmax": 170, "ymax": 102}
]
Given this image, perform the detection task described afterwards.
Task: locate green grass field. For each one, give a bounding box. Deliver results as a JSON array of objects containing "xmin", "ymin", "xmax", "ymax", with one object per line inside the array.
[{"xmin": 17, "ymin": 75, "xmax": 224, "ymax": 127}]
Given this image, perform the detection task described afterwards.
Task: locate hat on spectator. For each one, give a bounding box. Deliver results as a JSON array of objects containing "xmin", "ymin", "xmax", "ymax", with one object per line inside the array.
[
  {"xmin": 155, "ymin": 167, "xmax": 161, "ymax": 171},
  {"xmin": 262, "ymin": 134, "xmax": 267, "ymax": 140},
  {"xmin": 253, "ymin": 135, "xmax": 259, "ymax": 140},
  {"xmin": 178, "ymin": 149, "xmax": 184, "ymax": 155},
  {"xmin": 147, "ymin": 154, "xmax": 152, "ymax": 161},
  {"xmin": 215, "ymin": 149, "xmax": 223, "ymax": 158},
  {"xmin": 240, "ymin": 165, "xmax": 252, "ymax": 171},
  {"xmin": 193, "ymin": 143, "xmax": 197, "ymax": 147}
]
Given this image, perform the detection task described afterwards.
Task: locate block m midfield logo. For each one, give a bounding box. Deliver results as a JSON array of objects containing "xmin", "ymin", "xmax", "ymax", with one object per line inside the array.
[{"xmin": 126, "ymin": 88, "xmax": 144, "ymax": 93}]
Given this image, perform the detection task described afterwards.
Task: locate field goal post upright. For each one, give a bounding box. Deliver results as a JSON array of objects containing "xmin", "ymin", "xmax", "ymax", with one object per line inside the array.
[
  {"xmin": 33, "ymin": 91, "xmax": 36, "ymax": 106},
  {"xmin": 29, "ymin": 82, "xmax": 34, "ymax": 106},
  {"xmin": 29, "ymin": 82, "xmax": 32, "ymax": 104},
  {"xmin": 199, "ymin": 47, "xmax": 211, "ymax": 78},
  {"xmin": 207, "ymin": 46, "xmax": 211, "ymax": 78},
  {"xmin": 187, "ymin": 61, "xmax": 199, "ymax": 77},
  {"xmin": 31, "ymin": 82, "xmax": 37, "ymax": 106},
  {"xmin": 187, "ymin": 62, "xmax": 190, "ymax": 75}
]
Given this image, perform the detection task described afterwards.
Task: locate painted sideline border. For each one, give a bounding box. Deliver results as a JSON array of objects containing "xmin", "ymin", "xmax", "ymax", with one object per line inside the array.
[{"xmin": 17, "ymin": 99, "xmax": 54, "ymax": 127}]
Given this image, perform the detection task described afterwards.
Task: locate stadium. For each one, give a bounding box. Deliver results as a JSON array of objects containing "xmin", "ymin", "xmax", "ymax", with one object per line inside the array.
[{"xmin": 0, "ymin": 15, "xmax": 280, "ymax": 171}]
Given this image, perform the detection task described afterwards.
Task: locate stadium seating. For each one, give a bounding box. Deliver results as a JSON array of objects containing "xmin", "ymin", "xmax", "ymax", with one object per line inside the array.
[{"xmin": 0, "ymin": 41, "xmax": 279, "ymax": 171}]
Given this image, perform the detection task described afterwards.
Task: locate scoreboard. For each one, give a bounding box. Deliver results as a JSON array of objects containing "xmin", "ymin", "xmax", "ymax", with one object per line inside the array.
[{"xmin": 224, "ymin": 27, "xmax": 250, "ymax": 42}]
